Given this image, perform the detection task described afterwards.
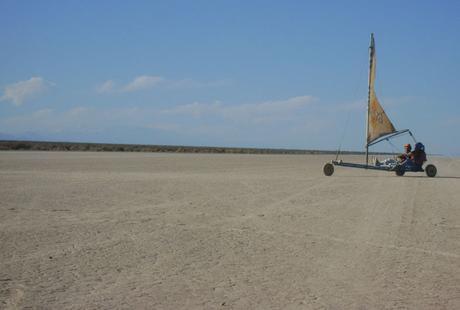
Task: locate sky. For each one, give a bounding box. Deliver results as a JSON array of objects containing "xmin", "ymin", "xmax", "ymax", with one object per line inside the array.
[{"xmin": 1, "ymin": 1, "xmax": 459, "ymax": 155}]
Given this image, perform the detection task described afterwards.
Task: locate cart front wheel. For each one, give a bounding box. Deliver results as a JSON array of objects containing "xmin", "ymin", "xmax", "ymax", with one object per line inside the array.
[
  {"xmin": 323, "ymin": 163, "xmax": 334, "ymax": 176},
  {"xmin": 395, "ymin": 165, "xmax": 405, "ymax": 176}
]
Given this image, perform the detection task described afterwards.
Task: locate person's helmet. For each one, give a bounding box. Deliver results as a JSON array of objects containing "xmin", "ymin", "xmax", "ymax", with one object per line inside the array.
[{"xmin": 414, "ymin": 142, "xmax": 425, "ymax": 152}]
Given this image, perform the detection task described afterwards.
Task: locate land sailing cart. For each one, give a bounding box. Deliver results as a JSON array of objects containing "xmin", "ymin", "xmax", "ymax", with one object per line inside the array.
[{"xmin": 323, "ymin": 34, "xmax": 437, "ymax": 177}]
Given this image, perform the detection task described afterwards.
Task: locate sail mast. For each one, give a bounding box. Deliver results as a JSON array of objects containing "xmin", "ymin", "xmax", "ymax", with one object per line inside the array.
[{"xmin": 366, "ymin": 33, "xmax": 374, "ymax": 166}]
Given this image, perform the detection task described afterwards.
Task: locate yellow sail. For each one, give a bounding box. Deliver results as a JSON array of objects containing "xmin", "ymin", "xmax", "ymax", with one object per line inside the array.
[{"xmin": 367, "ymin": 34, "xmax": 396, "ymax": 144}]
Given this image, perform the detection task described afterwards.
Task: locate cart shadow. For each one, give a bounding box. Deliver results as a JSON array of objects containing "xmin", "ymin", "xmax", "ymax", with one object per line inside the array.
[
  {"xmin": 334, "ymin": 175, "xmax": 460, "ymax": 179},
  {"xmin": 404, "ymin": 175, "xmax": 460, "ymax": 179}
]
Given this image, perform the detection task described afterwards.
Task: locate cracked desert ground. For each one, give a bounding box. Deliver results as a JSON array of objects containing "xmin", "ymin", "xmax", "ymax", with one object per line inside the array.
[{"xmin": 1, "ymin": 151, "xmax": 459, "ymax": 309}]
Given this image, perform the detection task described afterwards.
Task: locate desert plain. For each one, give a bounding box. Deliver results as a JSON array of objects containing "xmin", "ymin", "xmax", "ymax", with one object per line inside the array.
[{"xmin": 0, "ymin": 151, "xmax": 459, "ymax": 309}]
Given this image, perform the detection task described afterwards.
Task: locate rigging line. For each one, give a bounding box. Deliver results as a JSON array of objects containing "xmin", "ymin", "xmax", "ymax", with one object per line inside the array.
[
  {"xmin": 335, "ymin": 111, "xmax": 351, "ymax": 160},
  {"xmin": 335, "ymin": 55, "xmax": 367, "ymax": 160},
  {"xmin": 408, "ymin": 130, "xmax": 417, "ymax": 143},
  {"xmin": 386, "ymin": 138, "xmax": 400, "ymax": 158}
]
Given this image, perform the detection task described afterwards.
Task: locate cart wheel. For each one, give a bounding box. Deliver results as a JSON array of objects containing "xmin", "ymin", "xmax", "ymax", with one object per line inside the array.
[
  {"xmin": 425, "ymin": 164, "xmax": 437, "ymax": 177},
  {"xmin": 395, "ymin": 165, "xmax": 405, "ymax": 176},
  {"xmin": 323, "ymin": 163, "xmax": 334, "ymax": 176}
]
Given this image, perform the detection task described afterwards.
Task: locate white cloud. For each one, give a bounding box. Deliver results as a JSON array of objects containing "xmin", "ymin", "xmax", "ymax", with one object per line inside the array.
[
  {"xmin": 226, "ymin": 95, "xmax": 315, "ymax": 118},
  {"xmin": 96, "ymin": 76, "xmax": 164, "ymax": 94},
  {"xmin": 0, "ymin": 95, "xmax": 325, "ymax": 148},
  {"xmin": 1, "ymin": 108, "xmax": 54, "ymax": 131},
  {"xmin": 97, "ymin": 76, "xmax": 229, "ymax": 94},
  {"xmin": 0, "ymin": 106, "xmax": 99, "ymax": 135},
  {"xmin": 1, "ymin": 77, "xmax": 52, "ymax": 106},
  {"xmin": 145, "ymin": 122, "xmax": 181, "ymax": 131},
  {"xmin": 334, "ymin": 99, "xmax": 366, "ymax": 112},
  {"xmin": 163, "ymin": 101, "xmax": 223, "ymax": 117},
  {"xmin": 32, "ymin": 108, "xmax": 54, "ymax": 117},
  {"xmin": 163, "ymin": 95, "xmax": 316, "ymax": 123},
  {"xmin": 380, "ymin": 96, "xmax": 416, "ymax": 108},
  {"xmin": 122, "ymin": 75, "xmax": 164, "ymax": 92},
  {"xmin": 67, "ymin": 106, "xmax": 90, "ymax": 116},
  {"xmin": 0, "ymin": 96, "xmax": 316, "ymax": 133},
  {"xmin": 96, "ymin": 80, "xmax": 115, "ymax": 94},
  {"xmin": 166, "ymin": 78, "xmax": 231, "ymax": 89}
]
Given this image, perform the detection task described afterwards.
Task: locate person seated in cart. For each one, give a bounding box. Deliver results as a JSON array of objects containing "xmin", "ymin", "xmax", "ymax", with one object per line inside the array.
[
  {"xmin": 374, "ymin": 143, "xmax": 411, "ymax": 167},
  {"xmin": 400, "ymin": 142, "xmax": 427, "ymax": 171},
  {"xmin": 397, "ymin": 143, "xmax": 412, "ymax": 162},
  {"xmin": 375, "ymin": 143, "xmax": 426, "ymax": 170}
]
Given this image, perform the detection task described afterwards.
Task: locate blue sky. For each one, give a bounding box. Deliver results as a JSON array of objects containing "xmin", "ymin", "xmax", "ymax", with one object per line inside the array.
[{"xmin": 1, "ymin": 1, "xmax": 459, "ymax": 155}]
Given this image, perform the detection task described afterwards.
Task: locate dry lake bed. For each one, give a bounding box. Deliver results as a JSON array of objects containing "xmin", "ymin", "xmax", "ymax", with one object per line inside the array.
[{"xmin": 1, "ymin": 151, "xmax": 459, "ymax": 309}]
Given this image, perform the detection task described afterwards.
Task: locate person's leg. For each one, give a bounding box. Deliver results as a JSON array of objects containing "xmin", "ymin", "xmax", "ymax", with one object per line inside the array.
[{"xmin": 403, "ymin": 159, "xmax": 415, "ymax": 170}]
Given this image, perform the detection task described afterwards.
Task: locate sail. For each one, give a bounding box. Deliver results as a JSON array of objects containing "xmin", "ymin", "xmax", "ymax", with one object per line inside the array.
[{"xmin": 367, "ymin": 34, "xmax": 396, "ymax": 144}]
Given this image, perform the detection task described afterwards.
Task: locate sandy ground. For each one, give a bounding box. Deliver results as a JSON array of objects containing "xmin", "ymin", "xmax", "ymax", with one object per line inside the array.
[{"xmin": 0, "ymin": 151, "xmax": 459, "ymax": 309}]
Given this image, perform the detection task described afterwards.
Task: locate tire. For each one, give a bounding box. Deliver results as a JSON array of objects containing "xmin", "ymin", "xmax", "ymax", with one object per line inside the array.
[
  {"xmin": 395, "ymin": 165, "xmax": 405, "ymax": 176},
  {"xmin": 323, "ymin": 163, "xmax": 334, "ymax": 176},
  {"xmin": 425, "ymin": 164, "xmax": 437, "ymax": 177}
]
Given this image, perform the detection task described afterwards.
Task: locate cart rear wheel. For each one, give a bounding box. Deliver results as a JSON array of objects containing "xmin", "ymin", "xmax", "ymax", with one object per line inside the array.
[
  {"xmin": 425, "ymin": 164, "xmax": 437, "ymax": 177},
  {"xmin": 323, "ymin": 163, "xmax": 334, "ymax": 176},
  {"xmin": 395, "ymin": 165, "xmax": 405, "ymax": 176}
]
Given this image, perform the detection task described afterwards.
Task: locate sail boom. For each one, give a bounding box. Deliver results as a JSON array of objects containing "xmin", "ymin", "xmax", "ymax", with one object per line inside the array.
[{"xmin": 367, "ymin": 129, "xmax": 412, "ymax": 147}]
